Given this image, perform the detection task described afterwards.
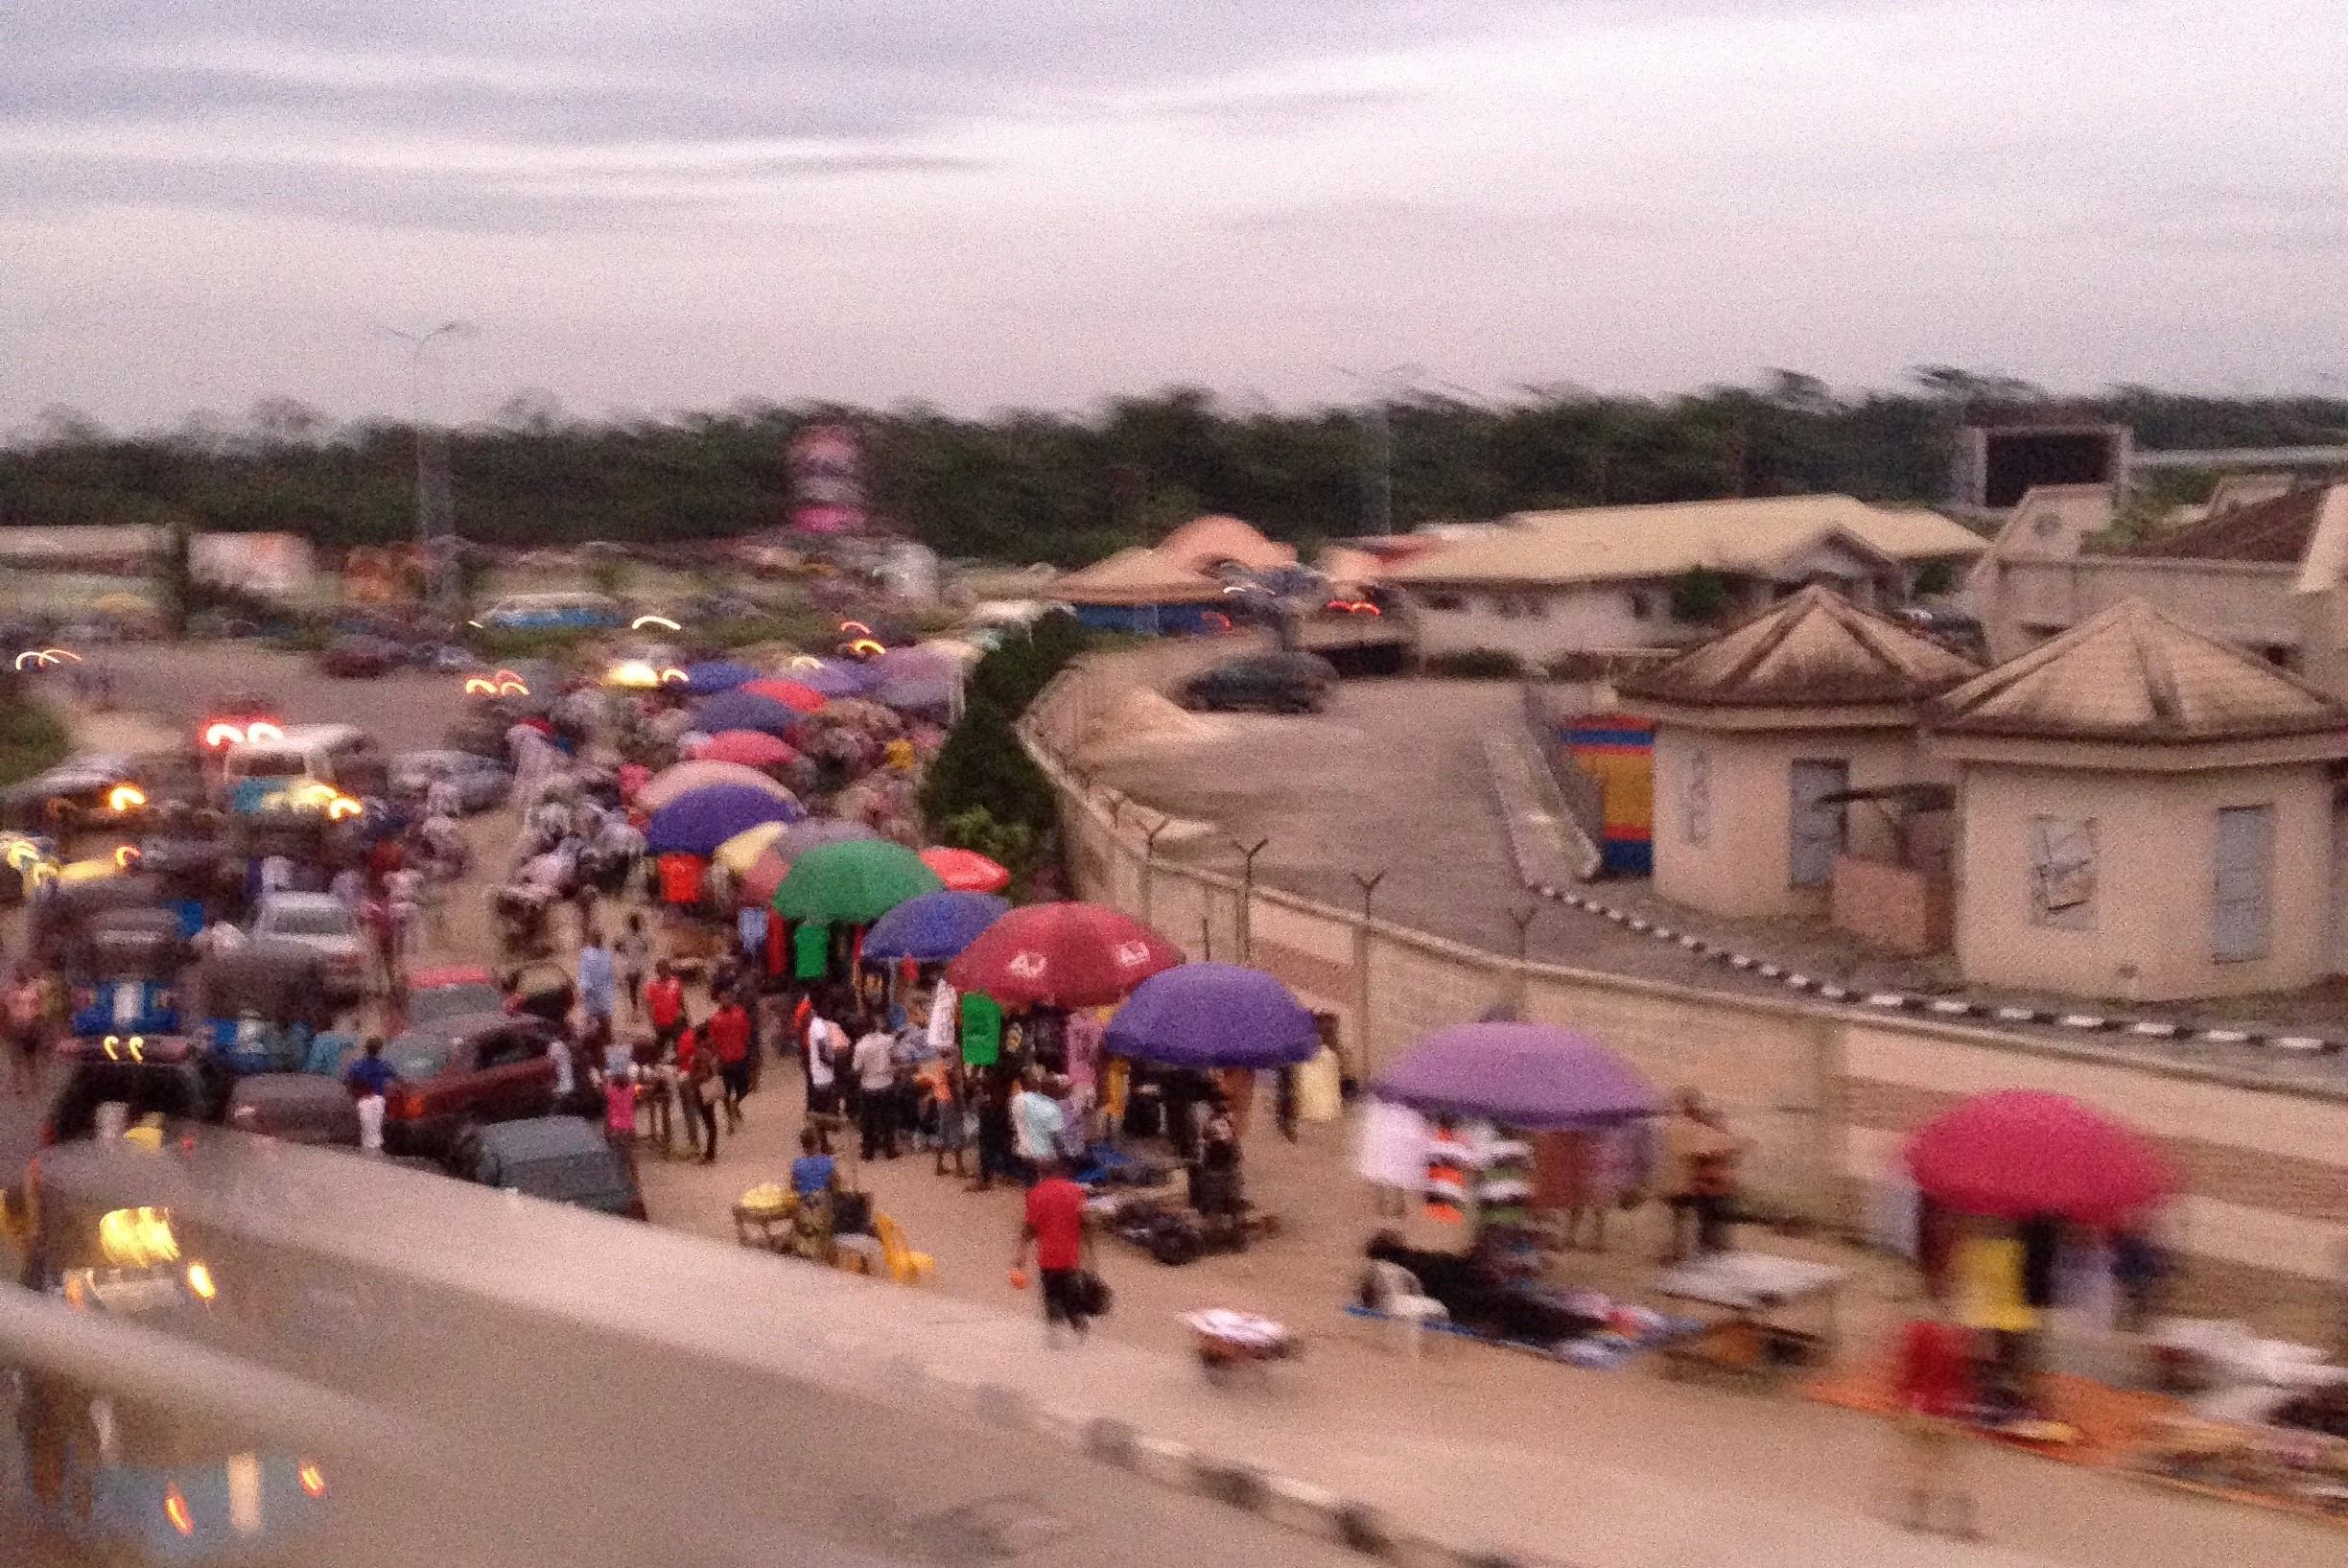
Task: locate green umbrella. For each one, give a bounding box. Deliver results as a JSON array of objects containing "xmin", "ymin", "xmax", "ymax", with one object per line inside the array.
[{"xmin": 771, "ymin": 838, "xmax": 944, "ymax": 926}]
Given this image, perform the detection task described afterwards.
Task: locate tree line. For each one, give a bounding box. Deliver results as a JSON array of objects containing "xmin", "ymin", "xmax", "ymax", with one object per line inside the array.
[{"xmin": 5, "ymin": 372, "xmax": 2344, "ymax": 566}]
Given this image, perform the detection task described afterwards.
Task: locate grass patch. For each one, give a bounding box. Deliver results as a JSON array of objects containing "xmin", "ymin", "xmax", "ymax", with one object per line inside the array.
[{"xmin": 0, "ymin": 678, "xmax": 70, "ymax": 787}]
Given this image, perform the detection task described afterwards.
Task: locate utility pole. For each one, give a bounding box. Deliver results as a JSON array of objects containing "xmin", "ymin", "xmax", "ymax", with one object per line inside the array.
[
  {"xmin": 1335, "ymin": 363, "xmax": 1425, "ymax": 536},
  {"xmin": 383, "ymin": 320, "xmax": 471, "ymax": 615}
]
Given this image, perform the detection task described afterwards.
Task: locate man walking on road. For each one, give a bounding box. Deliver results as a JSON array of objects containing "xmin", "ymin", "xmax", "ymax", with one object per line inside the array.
[
  {"xmin": 705, "ymin": 991, "xmax": 753, "ymax": 1134},
  {"xmin": 645, "ymin": 960, "xmax": 685, "ymax": 1052},
  {"xmin": 576, "ymin": 928, "xmax": 617, "ymax": 1033},
  {"xmin": 1013, "ymin": 1159, "xmax": 1096, "ymax": 1346}
]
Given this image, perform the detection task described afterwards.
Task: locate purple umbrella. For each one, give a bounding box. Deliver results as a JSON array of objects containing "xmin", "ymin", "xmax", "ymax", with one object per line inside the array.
[
  {"xmin": 1105, "ymin": 962, "xmax": 1320, "ymax": 1071},
  {"xmin": 693, "ymin": 690, "xmax": 808, "ymax": 738},
  {"xmin": 681, "ymin": 659, "xmax": 758, "ymax": 695},
  {"xmin": 643, "ymin": 783, "xmax": 805, "ymax": 857},
  {"xmin": 787, "ymin": 660, "xmax": 880, "ymax": 697},
  {"xmin": 1371, "ymin": 1022, "xmax": 1658, "ymax": 1130}
]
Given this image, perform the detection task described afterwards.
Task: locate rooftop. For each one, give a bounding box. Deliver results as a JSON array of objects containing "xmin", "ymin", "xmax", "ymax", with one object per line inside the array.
[
  {"xmin": 1620, "ymin": 585, "xmax": 1980, "ymax": 710},
  {"xmin": 1155, "ymin": 515, "xmax": 1297, "ymax": 574},
  {"xmin": 1382, "ymin": 494, "xmax": 1986, "ymax": 587},
  {"xmin": 1927, "ymin": 597, "xmax": 2348, "ymax": 743},
  {"xmin": 2118, "ymin": 482, "xmax": 2336, "ymax": 565},
  {"xmin": 1052, "ymin": 547, "xmax": 1230, "ymax": 606}
]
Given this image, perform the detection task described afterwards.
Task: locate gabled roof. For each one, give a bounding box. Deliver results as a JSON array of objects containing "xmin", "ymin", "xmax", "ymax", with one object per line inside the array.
[
  {"xmin": 1156, "ymin": 515, "xmax": 1296, "ymax": 574},
  {"xmin": 1382, "ymin": 495, "xmax": 1985, "ymax": 588},
  {"xmin": 2121, "ymin": 482, "xmax": 2336, "ymax": 565},
  {"xmin": 1620, "ymin": 585, "xmax": 1980, "ymax": 710},
  {"xmin": 1927, "ymin": 597, "xmax": 2348, "ymax": 743},
  {"xmin": 1052, "ymin": 548, "xmax": 1229, "ymax": 606}
]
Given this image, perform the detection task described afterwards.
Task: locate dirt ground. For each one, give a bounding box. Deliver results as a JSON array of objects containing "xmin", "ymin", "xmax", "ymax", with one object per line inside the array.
[{"xmin": 13, "ymin": 650, "xmax": 2343, "ymax": 1568}]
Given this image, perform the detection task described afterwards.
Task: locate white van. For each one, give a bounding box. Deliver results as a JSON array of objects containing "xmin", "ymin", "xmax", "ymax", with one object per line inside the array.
[{"xmin": 223, "ymin": 724, "xmax": 383, "ymax": 794}]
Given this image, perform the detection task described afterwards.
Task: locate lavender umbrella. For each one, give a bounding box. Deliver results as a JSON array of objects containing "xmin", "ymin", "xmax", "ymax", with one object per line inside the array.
[
  {"xmin": 787, "ymin": 660, "xmax": 880, "ymax": 697},
  {"xmin": 693, "ymin": 690, "xmax": 807, "ymax": 738},
  {"xmin": 681, "ymin": 659, "xmax": 758, "ymax": 695},
  {"xmin": 1106, "ymin": 962, "xmax": 1320, "ymax": 1070},
  {"xmin": 1371, "ymin": 1022, "xmax": 1658, "ymax": 1130}
]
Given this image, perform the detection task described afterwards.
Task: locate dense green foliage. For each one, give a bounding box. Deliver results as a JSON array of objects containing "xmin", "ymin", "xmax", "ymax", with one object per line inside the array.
[
  {"xmin": 8, "ymin": 375, "xmax": 2343, "ymax": 566},
  {"xmin": 919, "ymin": 613, "xmax": 1093, "ymax": 889}
]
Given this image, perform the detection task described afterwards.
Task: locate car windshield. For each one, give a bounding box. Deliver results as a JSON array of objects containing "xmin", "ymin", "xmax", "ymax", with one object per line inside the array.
[
  {"xmin": 235, "ymin": 751, "xmax": 309, "ymax": 779},
  {"xmin": 265, "ymin": 903, "xmax": 353, "ymax": 937},
  {"xmin": 409, "ymin": 984, "xmax": 502, "ymax": 1022},
  {"xmin": 381, "ymin": 1034, "xmax": 453, "ymax": 1079},
  {"xmin": 507, "ymin": 1153, "xmax": 627, "ymax": 1207}
]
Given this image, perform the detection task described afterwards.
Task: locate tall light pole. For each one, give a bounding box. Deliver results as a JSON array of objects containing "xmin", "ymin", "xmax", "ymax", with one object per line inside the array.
[
  {"xmin": 1335, "ymin": 363, "xmax": 1425, "ymax": 537},
  {"xmin": 383, "ymin": 320, "xmax": 471, "ymax": 613}
]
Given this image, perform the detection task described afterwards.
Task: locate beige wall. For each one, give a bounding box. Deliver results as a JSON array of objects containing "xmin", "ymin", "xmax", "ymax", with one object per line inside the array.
[
  {"xmin": 1651, "ymin": 724, "xmax": 1946, "ymax": 921},
  {"xmin": 1021, "ymin": 645, "xmax": 2348, "ymax": 1337},
  {"xmin": 1953, "ymin": 760, "xmax": 2336, "ymax": 1000},
  {"xmin": 1975, "ymin": 555, "xmax": 2304, "ymax": 666},
  {"xmin": 1406, "ymin": 581, "xmax": 1688, "ymax": 663}
]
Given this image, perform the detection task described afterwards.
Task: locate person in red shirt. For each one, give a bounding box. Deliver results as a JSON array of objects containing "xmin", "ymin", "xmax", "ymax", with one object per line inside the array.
[
  {"xmin": 704, "ymin": 993, "xmax": 753, "ymax": 1133},
  {"xmin": 1891, "ymin": 1309, "xmax": 1979, "ymax": 1539},
  {"xmin": 1012, "ymin": 1160, "xmax": 1096, "ymax": 1345},
  {"xmin": 645, "ymin": 961, "xmax": 685, "ymax": 1050}
]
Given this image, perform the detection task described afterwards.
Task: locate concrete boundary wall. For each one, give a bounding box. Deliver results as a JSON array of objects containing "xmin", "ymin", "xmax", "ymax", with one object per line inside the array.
[{"xmin": 1021, "ymin": 647, "xmax": 2348, "ymax": 1338}]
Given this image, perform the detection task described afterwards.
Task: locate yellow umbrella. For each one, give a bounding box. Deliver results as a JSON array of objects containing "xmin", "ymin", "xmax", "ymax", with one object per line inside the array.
[{"xmin": 714, "ymin": 819, "xmax": 788, "ymax": 875}]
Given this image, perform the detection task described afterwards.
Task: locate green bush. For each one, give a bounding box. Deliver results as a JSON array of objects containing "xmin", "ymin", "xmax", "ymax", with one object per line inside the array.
[
  {"xmin": 1668, "ymin": 566, "xmax": 1733, "ymax": 625},
  {"xmin": 0, "ymin": 676, "xmax": 70, "ymax": 788},
  {"xmin": 919, "ymin": 614, "xmax": 1094, "ymax": 872},
  {"xmin": 1421, "ymin": 648, "xmax": 1524, "ymax": 679}
]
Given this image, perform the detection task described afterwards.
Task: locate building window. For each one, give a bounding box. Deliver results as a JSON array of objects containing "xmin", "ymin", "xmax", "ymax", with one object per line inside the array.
[
  {"xmin": 1491, "ymin": 593, "xmax": 1519, "ymax": 619},
  {"xmin": 1520, "ymin": 594, "xmax": 1549, "ymax": 620},
  {"xmin": 1628, "ymin": 590, "xmax": 1654, "ymax": 620},
  {"xmin": 2212, "ymin": 805, "xmax": 2275, "ymax": 962},
  {"xmin": 1788, "ymin": 759, "xmax": 1848, "ymax": 888},
  {"xmin": 1679, "ymin": 749, "xmax": 1711, "ymax": 846},
  {"xmin": 2027, "ymin": 815, "xmax": 2097, "ymax": 930},
  {"xmin": 1421, "ymin": 592, "xmax": 1464, "ymax": 612}
]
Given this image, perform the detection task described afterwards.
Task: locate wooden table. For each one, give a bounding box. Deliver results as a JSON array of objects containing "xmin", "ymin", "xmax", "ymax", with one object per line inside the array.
[{"xmin": 1652, "ymin": 1252, "xmax": 1848, "ymax": 1390}]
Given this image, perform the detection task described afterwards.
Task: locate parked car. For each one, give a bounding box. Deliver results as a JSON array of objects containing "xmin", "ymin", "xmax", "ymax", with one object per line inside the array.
[
  {"xmin": 226, "ymin": 1072, "xmax": 362, "ymax": 1146},
  {"xmin": 388, "ymin": 749, "xmax": 512, "ymax": 813},
  {"xmin": 1177, "ymin": 651, "xmax": 1338, "ymax": 714},
  {"xmin": 358, "ymin": 1013, "xmax": 562, "ymax": 1156},
  {"xmin": 449, "ymin": 1116, "xmax": 646, "ymax": 1218},
  {"xmin": 406, "ymin": 964, "xmax": 507, "ymax": 1027},
  {"xmin": 0, "ymin": 753, "xmax": 151, "ymax": 835},
  {"xmin": 317, "ymin": 634, "xmax": 403, "ymax": 678},
  {"xmin": 474, "ymin": 592, "xmax": 622, "ymax": 633},
  {"xmin": 40, "ymin": 1034, "xmax": 230, "ymax": 1147},
  {"xmin": 198, "ymin": 690, "xmax": 284, "ymax": 754},
  {"xmin": 250, "ymin": 892, "xmax": 369, "ymax": 1001}
]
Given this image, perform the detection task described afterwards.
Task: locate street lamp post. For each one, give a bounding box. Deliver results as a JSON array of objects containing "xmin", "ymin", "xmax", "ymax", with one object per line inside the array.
[
  {"xmin": 383, "ymin": 320, "xmax": 471, "ymax": 614},
  {"xmin": 1335, "ymin": 363, "xmax": 1426, "ymax": 537}
]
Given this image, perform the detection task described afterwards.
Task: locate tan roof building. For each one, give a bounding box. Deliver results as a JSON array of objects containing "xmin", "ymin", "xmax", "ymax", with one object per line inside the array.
[
  {"xmin": 1053, "ymin": 548, "xmax": 1227, "ymax": 607},
  {"xmin": 1156, "ymin": 515, "xmax": 1297, "ymax": 575},
  {"xmin": 1927, "ymin": 597, "xmax": 2348, "ymax": 1000},
  {"xmin": 1623, "ymin": 588, "xmax": 1978, "ymax": 928},
  {"xmin": 1383, "ymin": 495, "xmax": 1985, "ymax": 667}
]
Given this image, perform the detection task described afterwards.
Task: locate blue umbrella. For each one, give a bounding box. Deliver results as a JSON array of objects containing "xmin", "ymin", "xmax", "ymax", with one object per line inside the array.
[
  {"xmin": 788, "ymin": 660, "xmax": 880, "ymax": 697},
  {"xmin": 862, "ymin": 891, "xmax": 1011, "ymax": 962},
  {"xmin": 644, "ymin": 783, "xmax": 804, "ymax": 856},
  {"xmin": 1105, "ymin": 962, "xmax": 1321, "ymax": 1070},
  {"xmin": 693, "ymin": 690, "xmax": 807, "ymax": 738},
  {"xmin": 682, "ymin": 660, "xmax": 758, "ymax": 695}
]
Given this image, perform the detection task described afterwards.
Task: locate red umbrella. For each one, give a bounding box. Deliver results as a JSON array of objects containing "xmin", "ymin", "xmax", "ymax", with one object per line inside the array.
[
  {"xmin": 946, "ymin": 901, "xmax": 1182, "ymax": 1008},
  {"xmin": 1905, "ymin": 1089, "xmax": 2169, "ymax": 1227},
  {"xmin": 920, "ymin": 846, "xmax": 1011, "ymax": 894},
  {"xmin": 697, "ymin": 729, "xmax": 800, "ymax": 769},
  {"xmin": 740, "ymin": 678, "xmax": 827, "ymax": 714}
]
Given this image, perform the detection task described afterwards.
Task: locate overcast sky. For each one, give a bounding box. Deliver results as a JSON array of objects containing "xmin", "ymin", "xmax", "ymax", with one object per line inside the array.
[{"xmin": 5, "ymin": 1, "xmax": 2345, "ymax": 431}]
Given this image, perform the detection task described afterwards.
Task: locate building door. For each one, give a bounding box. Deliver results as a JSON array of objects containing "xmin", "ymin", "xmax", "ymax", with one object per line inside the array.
[
  {"xmin": 1789, "ymin": 760, "xmax": 1849, "ymax": 888},
  {"xmin": 2212, "ymin": 805, "xmax": 2275, "ymax": 962}
]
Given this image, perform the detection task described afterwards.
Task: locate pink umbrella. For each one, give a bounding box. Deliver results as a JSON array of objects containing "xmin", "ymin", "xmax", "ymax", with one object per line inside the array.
[
  {"xmin": 740, "ymin": 678, "xmax": 827, "ymax": 714},
  {"xmin": 947, "ymin": 901, "xmax": 1183, "ymax": 1008},
  {"xmin": 920, "ymin": 846, "xmax": 1011, "ymax": 893},
  {"xmin": 696, "ymin": 729, "xmax": 800, "ymax": 769}
]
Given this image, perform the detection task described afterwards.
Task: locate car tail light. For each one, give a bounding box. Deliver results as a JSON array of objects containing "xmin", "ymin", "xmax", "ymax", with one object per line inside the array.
[
  {"xmin": 297, "ymin": 1461, "xmax": 327, "ymax": 1500},
  {"xmin": 203, "ymin": 722, "xmax": 245, "ymax": 749},
  {"xmin": 394, "ymin": 1089, "xmax": 426, "ymax": 1119},
  {"xmin": 164, "ymin": 1485, "xmax": 195, "ymax": 1536}
]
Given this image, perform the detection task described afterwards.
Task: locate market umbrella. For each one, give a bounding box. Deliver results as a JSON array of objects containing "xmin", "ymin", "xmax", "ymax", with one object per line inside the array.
[
  {"xmin": 771, "ymin": 838, "xmax": 943, "ymax": 925},
  {"xmin": 787, "ymin": 659, "xmax": 880, "ymax": 697},
  {"xmin": 875, "ymin": 667, "xmax": 959, "ymax": 715},
  {"xmin": 740, "ymin": 847, "xmax": 791, "ymax": 906},
  {"xmin": 694, "ymin": 729, "xmax": 799, "ymax": 770},
  {"xmin": 643, "ymin": 784, "xmax": 804, "ymax": 857},
  {"xmin": 862, "ymin": 891, "xmax": 1011, "ymax": 962},
  {"xmin": 638, "ymin": 760, "xmax": 797, "ymax": 811},
  {"xmin": 739, "ymin": 678, "xmax": 829, "ymax": 714},
  {"xmin": 1106, "ymin": 962, "xmax": 1319, "ymax": 1070},
  {"xmin": 946, "ymin": 901, "xmax": 1183, "ymax": 1009},
  {"xmin": 919, "ymin": 846, "xmax": 1011, "ymax": 894},
  {"xmin": 1905, "ymin": 1090, "xmax": 2169, "ymax": 1227},
  {"xmin": 693, "ymin": 690, "xmax": 808, "ymax": 738},
  {"xmin": 1372, "ymin": 1022, "xmax": 1659, "ymax": 1130},
  {"xmin": 681, "ymin": 659, "xmax": 758, "ymax": 695},
  {"xmin": 713, "ymin": 819, "xmax": 789, "ymax": 876}
]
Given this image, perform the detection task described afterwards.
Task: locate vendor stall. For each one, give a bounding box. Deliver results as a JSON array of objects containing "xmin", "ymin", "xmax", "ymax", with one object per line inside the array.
[{"xmin": 1654, "ymin": 1251, "xmax": 1848, "ymax": 1389}]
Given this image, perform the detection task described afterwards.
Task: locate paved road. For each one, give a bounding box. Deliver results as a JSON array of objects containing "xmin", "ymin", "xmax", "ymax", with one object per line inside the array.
[{"xmin": 92, "ymin": 642, "xmax": 466, "ymax": 756}]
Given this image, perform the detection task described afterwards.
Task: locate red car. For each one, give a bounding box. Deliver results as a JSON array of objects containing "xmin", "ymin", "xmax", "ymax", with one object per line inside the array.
[
  {"xmin": 358, "ymin": 1013, "xmax": 564, "ymax": 1157},
  {"xmin": 198, "ymin": 690, "xmax": 284, "ymax": 754}
]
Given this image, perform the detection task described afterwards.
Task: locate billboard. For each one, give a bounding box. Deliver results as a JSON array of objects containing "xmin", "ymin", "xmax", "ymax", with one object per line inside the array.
[
  {"xmin": 789, "ymin": 423, "xmax": 867, "ymax": 535},
  {"xmin": 1955, "ymin": 423, "xmax": 2129, "ymax": 511}
]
